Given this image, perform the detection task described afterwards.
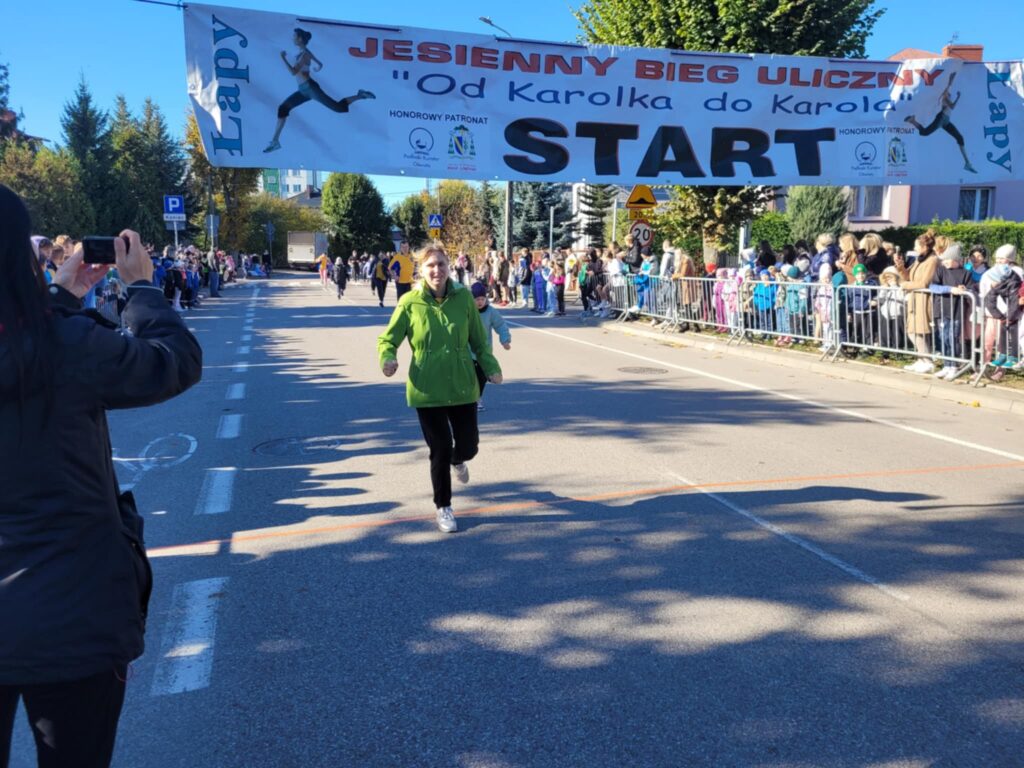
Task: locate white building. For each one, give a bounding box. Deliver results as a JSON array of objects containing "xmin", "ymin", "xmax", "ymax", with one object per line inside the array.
[{"xmin": 258, "ymin": 169, "xmax": 330, "ymax": 198}]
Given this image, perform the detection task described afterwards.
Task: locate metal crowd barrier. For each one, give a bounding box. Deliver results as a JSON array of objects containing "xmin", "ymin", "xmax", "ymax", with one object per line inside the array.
[
  {"xmin": 832, "ymin": 285, "xmax": 978, "ymax": 378},
  {"xmin": 605, "ymin": 273, "xmax": 1004, "ymax": 380}
]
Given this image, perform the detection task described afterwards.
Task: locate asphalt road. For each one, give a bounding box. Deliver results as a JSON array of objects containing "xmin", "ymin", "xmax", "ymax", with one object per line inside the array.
[{"xmin": 11, "ymin": 272, "xmax": 1024, "ymax": 768}]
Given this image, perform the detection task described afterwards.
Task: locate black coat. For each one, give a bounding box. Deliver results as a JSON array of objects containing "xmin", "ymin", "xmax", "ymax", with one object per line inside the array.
[{"xmin": 0, "ymin": 284, "xmax": 202, "ymax": 684}]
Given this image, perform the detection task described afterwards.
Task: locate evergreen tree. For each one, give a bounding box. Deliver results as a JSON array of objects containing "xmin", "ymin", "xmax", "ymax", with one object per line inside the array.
[
  {"xmin": 61, "ymin": 77, "xmax": 115, "ymax": 232},
  {"xmin": 321, "ymin": 173, "xmax": 391, "ymax": 254},
  {"xmin": 577, "ymin": 183, "xmax": 615, "ymax": 247},
  {"xmin": 510, "ymin": 183, "xmax": 575, "ymax": 251},
  {"xmin": 574, "ymin": 0, "xmax": 883, "ymax": 253},
  {"xmin": 478, "ymin": 181, "xmax": 500, "ymax": 249},
  {"xmin": 785, "ymin": 186, "xmax": 849, "ymax": 245},
  {"xmin": 0, "ymin": 53, "xmax": 23, "ymax": 145}
]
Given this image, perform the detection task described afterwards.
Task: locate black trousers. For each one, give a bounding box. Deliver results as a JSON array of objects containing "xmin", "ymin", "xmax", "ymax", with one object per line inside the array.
[
  {"xmin": 416, "ymin": 403, "xmax": 479, "ymax": 508},
  {"xmin": 395, "ymin": 282, "xmax": 411, "ymax": 300},
  {"xmin": 0, "ymin": 666, "xmax": 127, "ymax": 768},
  {"xmin": 473, "ymin": 360, "xmax": 487, "ymax": 398},
  {"xmin": 372, "ymin": 279, "xmax": 387, "ymax": 303}
]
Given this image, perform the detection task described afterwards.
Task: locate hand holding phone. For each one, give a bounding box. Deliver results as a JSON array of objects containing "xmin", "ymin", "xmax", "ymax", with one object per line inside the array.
[{"xmin": 82, "ymin": 236, "xmax": 131, "ymax": 265}]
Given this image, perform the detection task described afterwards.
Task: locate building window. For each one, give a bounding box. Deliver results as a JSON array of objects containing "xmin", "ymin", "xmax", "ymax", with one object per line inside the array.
[
  {"xmin": 849, "ymin": 186, "xmax": 886, "ymax": 219},
  {"xmin": 958, "ymin": 187, "xmax": 993, "ymax": 221}
]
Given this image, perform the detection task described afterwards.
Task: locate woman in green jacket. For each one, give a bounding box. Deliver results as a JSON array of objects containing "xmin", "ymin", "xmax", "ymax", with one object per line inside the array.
[{"xmin": 378, "ymin": 247, "xmax": 503, "ymax": 533}]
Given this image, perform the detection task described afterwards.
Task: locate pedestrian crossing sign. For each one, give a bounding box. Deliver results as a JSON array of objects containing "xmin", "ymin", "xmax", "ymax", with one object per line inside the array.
[{"xmin": 428, "ymin": 213, "xmax": 443, "ymax": 228}]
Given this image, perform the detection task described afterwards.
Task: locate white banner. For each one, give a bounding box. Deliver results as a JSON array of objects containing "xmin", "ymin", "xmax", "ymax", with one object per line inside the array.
[{"xmin": 184, "ymin": 3, "xmax": 1024, "ymax": 186}]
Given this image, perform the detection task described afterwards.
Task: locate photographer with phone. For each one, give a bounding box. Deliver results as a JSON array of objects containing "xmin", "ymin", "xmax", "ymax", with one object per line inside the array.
[{"xmin": 0, "ymin": 183, "xmax": 202, "ymax": 768}]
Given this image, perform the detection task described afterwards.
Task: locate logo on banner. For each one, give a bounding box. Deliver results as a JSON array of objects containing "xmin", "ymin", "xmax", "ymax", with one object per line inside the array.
[
  {"xmin": 409, "ymin": 129, "xmax": 434, "ymax": 153},
  {"xmin": 886, "ymin": 136, "xmax": 909, "ymax": 178},
  {"xmin": 448, "ymin": 126, "xmax": 476, "ymax": 159},
  {"xmin": 404, "ymin": 127, "xmax": 440, "ymax": 169},
  {"xmin": 850, "ymin": 140, "xmax": 882, "ymax": 177}
]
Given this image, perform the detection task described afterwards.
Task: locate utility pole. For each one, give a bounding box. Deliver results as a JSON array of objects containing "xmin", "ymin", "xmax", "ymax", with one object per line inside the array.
[
  {"xmin": 611, "ymin": 194, "xmax": 619, "ymax": 246},
  {"xmin": 504, "ymin": 181, "xmax": 513, "ymax": 256},
  {"xmin": 548, "ymin": 205, "xmax": 554, "ymax": 254},
  {"xmin": 480, "ymin": 16, "xmax": 516, "ymax": 260}
]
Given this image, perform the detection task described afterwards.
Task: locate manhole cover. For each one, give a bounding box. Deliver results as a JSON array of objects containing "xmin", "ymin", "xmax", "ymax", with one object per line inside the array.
[
  {"xmin": 618, "ymin": 366, "xmax": 669, "ymax": 375},
  {"xmin": 253, "ymin": 435, "xmax": 360, "ymax": 456}
]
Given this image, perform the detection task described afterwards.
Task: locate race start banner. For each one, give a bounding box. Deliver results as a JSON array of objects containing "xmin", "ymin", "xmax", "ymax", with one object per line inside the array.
[{"xmin": 184, "ymin": 3, "xmax": 1024, "ymax": 186}]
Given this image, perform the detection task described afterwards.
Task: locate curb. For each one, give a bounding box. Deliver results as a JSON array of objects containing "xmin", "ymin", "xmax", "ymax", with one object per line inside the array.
[{"xmin": 586, "ymin": 317, "xmax": 1024, "ymax": 415}]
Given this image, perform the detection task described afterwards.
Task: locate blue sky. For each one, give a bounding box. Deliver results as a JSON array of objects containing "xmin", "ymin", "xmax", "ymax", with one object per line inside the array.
[{"xmin": 3, "ymin": 0, "xmax": 1023, "ymax": 204}]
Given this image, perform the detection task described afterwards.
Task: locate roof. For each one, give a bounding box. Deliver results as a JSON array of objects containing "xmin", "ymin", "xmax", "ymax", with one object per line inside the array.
[
  {"xmin": 285, "ymin": 187, "xmax": 323, "ymax": 208},
  {"xmin": 888, "ymin": 47, "xmax": 941, "ymax": 61}
]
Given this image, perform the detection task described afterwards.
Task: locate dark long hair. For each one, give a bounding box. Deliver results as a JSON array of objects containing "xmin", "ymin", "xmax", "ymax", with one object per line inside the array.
[{"xmin": 0, "ymin": 183, "xmax": 55, "ymax": 423}]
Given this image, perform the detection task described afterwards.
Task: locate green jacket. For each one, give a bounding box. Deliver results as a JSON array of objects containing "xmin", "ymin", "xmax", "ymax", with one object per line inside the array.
[{"xmin": 377, "ymin": 279, "xmax": 501, "ymax": 408}]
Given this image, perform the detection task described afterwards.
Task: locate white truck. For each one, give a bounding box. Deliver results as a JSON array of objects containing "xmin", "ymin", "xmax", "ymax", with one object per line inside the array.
[{"xmin": 287, "ymin": 231, "xmax": 329, "ymax": 270}]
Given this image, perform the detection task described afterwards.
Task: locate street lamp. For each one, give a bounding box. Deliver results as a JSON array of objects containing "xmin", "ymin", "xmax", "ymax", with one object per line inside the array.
[
  {"xmin": 479, "ymin": 16, "xmax": 514, "ymax": 258},
  {"xmin": 478, "ymin": 16, "xmax": 512, "ymax": 37}
]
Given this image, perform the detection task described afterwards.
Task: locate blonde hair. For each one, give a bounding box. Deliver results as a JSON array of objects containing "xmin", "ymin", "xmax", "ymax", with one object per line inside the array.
[
  {"xmin": 838, "ymin": 233, "xmax": 858, "ymax": 259},
  {"xmin": 417, "ymin": 246, "xmax": 449, "ymax": 264},
  {"xmin": 934, "ymin": 234, "xmax": 950, "ymax": 255},
  {"xmin": 859, "ymin": 233, "xmax": 882, "ymax": 255},
  {"xmin": 815, "ymin": 233, "xmax": 835, "ymax": 251}
]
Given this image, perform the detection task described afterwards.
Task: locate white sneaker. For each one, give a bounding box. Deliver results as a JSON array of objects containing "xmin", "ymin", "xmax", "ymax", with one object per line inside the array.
[
  {"xmin": 905, "ymin": 359, "xmax": 934, "ymax": 374},
  {"xmin": 454, "ymin": 462, "xmax": 470, "ymax": 484},
  {"xmin": 436, "ymin": 506, "xmax": 457, "ymax": 533}
]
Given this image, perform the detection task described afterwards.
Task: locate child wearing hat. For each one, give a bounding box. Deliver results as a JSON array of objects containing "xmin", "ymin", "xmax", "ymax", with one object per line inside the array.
[
  {"xmin": 874, "ymin": 267, "xmax": 906, "ymax": 355},
  {"xmin": 471, "ymin": 282, "xmax": 512, "ymax": 410},
  {"xmin": 847, "ymin": 263, "xmax": 877, "ymax": 349}
]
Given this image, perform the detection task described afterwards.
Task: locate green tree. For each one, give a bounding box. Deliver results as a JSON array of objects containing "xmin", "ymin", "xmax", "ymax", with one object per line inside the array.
[
  {"xmin": 183, "ymin": 111, "xmax": 259, "ymax": 251},
  {"xmin": 0, "ymin": 141, "xmax": 94, "ymax": 236},
  {"xmin": 511, "ymin": 183, "xmax": 575, "ymax": 251},
  {"xmin": 432, "ymin": 180, "xmax": 491, "ymax": 255},
  {"xmin": 785, "ymin": 185, "xmax": 849, "ymax": 244},
  {"xmin": 577, "ymin": 183, "xmax": 615, "ymax": 247},
  {"xmin": 478, "ymin": 181, "xmax": 501, "ymax": 248},
  {"xmin": 240, "ymin": 193, "xmax": 328, "ymax": 265},
  {"xmin": 391, "ymin": 194, "xmax": 427, "ymax": 247},
  {"xmin": 321, "ymin": 173, "xmax": 391, "ymax": 253},
  {"xmin": 0, "ymin": 53, "xmax": 24, "ymax": 145},
  {"xmin": 574, "ymin": 0, "xmax": 883, "ymax": 255},
  {"xmin": 61, "ymin": 77, "xmax": 116, "ymax": 233}
]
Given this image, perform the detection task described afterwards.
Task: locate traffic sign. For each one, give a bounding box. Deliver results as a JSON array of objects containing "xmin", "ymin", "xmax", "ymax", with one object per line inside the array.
[
  {"xmin": 164, "ymin": 220, "xmax": 186, "ymax": 231},
  {"xmin": 428, "ymin": 227, "xmax": 441, "ymax": 240},
  {"xmin": 624, "ymin": 185, "xmax": 657, "ymax": 210},
  {"xmin": 428, "ymin": 213, "xmax": 443, "ymax": 229},
  {"xmin": 627, "ymin": 208, "xmax": 649, "ymax": 221},
  {"xmin": 629, "ymin": 219, "xmax": 654, "ymax": 250},
  {"xmin": 163, "ymin": 194, "xmax": 186, "ymax": 222}
]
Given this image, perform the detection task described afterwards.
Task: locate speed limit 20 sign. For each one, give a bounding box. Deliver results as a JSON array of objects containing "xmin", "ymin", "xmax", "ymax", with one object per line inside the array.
[{"xmin": 629, "ymin": 220, "xmax": 654, "ymax": 250}]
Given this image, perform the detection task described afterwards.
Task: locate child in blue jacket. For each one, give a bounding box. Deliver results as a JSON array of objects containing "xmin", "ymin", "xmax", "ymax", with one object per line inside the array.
[{"xmin": 471, "ymin": 282, "xmax": 511, "ymax": 410}]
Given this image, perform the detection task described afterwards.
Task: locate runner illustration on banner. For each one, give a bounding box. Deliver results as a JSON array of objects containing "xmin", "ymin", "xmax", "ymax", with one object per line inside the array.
[
  {"xmin": 263, "ymin": 28, "xmax": 376, "ymax": 153},
  {"xmin": 903, "ymin": 71, "xmax": 977, "ymax": 174}
]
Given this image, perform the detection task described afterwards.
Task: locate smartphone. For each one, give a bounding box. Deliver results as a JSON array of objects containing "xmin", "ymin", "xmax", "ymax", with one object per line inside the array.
[{"xmin": 82, "ymin": 236, "xmax": 130, "ymax": 265}]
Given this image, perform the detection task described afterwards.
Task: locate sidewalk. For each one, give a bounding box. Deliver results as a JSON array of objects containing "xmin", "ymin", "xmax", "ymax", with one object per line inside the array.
[{"xmin": 583, "ymin": 314, "xmax": 1024, "ymax": 416}]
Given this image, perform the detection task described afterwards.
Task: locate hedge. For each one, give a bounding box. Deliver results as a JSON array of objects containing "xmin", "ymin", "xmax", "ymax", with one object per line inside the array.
[
  {"xmin": 747, "ymin": 214, "xmax": 1024, "ymax": 258},
  {"xmin": 750, "ymin": 212, "xmax": 792, "ymax": 251},
  {"xmin": 876, "ymin": 220, "xmax": 1024, "ymax": 257}
]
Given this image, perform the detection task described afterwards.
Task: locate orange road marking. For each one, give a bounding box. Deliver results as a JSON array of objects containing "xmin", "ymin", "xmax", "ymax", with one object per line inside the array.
[{"xmin": 147, "ymin": 460, "xmax": 1024, "ymax": 556}]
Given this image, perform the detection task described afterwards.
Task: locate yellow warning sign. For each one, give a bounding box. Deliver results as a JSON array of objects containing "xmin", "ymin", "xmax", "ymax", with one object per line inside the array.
[
  {"xmin": 627, "ymin": 208, "xmax": 649, "ymax": 220},
  {"xmin": 428, "ymin": 228, "xmax": 441, "ymax": 240},
  {"xmin": 625, "ymin": 184, "xmax": 657, "ymax": 209}
]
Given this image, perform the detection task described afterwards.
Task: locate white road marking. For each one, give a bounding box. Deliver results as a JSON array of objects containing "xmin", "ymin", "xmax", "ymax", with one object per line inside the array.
[
  {"xmin": 150, "ymin": 577, "xmax": 228, "ymax": 696},
  {"xmin": 513, "ymin": 323, "xmax": 1024, "ymax": 463},
  {"xmin": 226, "ymin": 383, "xmax": 246, "ymax": 400},
  {"xmin": 241, "ymin": 334, "xmax": 252, "ymax": 342},
  {"xmin": 669, "ymin": 471, "xmax": 909, "ymax": 602},
  {"xmin": 237, "ymin": 345, "xmax": 250, "ymax": 355},
  {"xmin": 243, "ymin": 324, "xmax": 254, "ymax": 332},
  {"xmin": 216, "ymin": 414, "xmax": 242, "ymax": 439},
  {"xmin": 194, "ymin": 468, "xmax": 236, "ymax": 515},
  {"xmin": 232, "ymin": 361, "xmax": 249, "ymax": 373}
]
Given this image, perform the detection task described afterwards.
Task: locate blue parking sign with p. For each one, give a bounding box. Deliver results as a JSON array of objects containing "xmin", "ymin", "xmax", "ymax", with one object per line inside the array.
[{"xmin": 163, "ymin": 195, "xmax": 186, "ymax": 221}]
